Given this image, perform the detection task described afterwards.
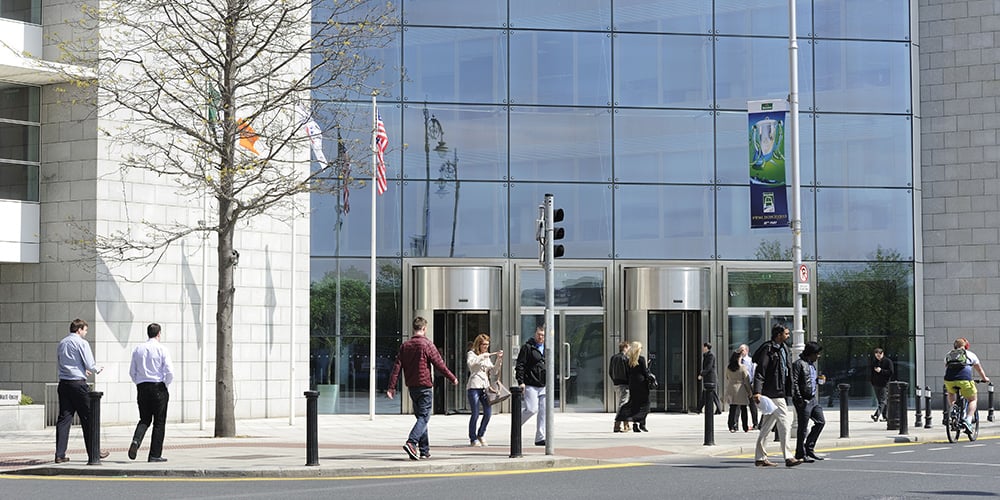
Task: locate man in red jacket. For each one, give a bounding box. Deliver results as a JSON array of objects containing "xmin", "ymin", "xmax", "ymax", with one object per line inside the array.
[{"xmin": 387, "ymin": 316, "xmax": 458, "ymax": 460}]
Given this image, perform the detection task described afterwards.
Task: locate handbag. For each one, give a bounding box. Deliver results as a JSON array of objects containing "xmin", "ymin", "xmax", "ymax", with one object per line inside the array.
[
  {"xmin": 646, "ymin": 373, "xmax": 659, "ymax": 390},
  {"xmin": 486, "ymin": 379, "xmax": 510, "ymax": 405}
]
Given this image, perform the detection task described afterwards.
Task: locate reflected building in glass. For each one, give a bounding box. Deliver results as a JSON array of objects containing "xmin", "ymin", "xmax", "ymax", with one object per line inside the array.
[{"xmin": 311, "ymin": 0, "xmax": 923, "ymax": 415}]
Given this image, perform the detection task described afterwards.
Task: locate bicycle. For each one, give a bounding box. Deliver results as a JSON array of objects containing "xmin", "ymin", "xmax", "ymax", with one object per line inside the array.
[{"xmin": 945, "ymin": 379, "xmax": 983, "ymax": 443}]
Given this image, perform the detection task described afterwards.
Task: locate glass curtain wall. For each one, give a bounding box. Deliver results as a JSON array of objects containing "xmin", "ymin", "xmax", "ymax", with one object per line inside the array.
[{"xmin": 310, "ymin": 0, "xmax": 916, "ymax": 413}]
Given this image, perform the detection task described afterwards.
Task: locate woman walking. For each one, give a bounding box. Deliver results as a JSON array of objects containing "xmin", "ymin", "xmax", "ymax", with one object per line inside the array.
[
  {"xmin": 614, "ymin": 341, "xmax": 651, "ymax": 432},
  {"xmin": 466, "ymin": 333, "xmax": 502, "ymax": 446},
  {"xmin": 724, "ymin": 349, "xmax": 753, "ymax": 432}
]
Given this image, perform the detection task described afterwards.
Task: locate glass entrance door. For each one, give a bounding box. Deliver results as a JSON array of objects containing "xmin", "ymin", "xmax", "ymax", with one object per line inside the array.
[
  {"xmin": 517, "ymin": 312, "xmax": 605, "ymax": 412},
  {"xmin": 432, "ymin": 310, "xmax": 491, "ymax": 415},
  {"xmin": 647, "ymin": 311, "xmax": 701, "ymax": 412}
]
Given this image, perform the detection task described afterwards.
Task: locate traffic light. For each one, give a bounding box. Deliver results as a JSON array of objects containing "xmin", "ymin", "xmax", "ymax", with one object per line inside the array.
[{"xmin": 551, "ymin": 206, "xmax": 565, "ymax": 259}]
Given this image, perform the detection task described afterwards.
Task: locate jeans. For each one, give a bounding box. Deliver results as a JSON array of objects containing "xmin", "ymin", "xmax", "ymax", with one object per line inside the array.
[
  {"xmin": 132, "ymin": 382, "xmax": 170, "ymax": 459},
  {"xmin": 407, "ymin": 387, "xmax": 433, "ymax": 455},
  {"xmin": 521, "ymin": 385, "xmax": 546, "ymax": 443},
  {"xmin": 467, "ymin": 388, "xmax": 491, "ymax": 442},
  {"xmin": 55, "ymin": 380, "xmax": 93, "ymax": 459},
  {"xmin": 794, "ymin": 398, "xmax": 825, "ymax": 458},
  {"xmin": 755, "ymin": 397, "xmax": 792, "ymax": 461}
]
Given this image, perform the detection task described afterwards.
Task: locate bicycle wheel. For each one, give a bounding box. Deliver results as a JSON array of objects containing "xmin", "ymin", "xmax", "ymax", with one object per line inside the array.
[{"xmin": 947, "ymin": 406, "xmax": 961, "ymax": 443}]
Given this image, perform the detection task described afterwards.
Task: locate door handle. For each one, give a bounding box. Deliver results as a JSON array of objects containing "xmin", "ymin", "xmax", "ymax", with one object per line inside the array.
[{"xmin": 563, "ymin": 342, "xmax": 571, "ymax": 381}]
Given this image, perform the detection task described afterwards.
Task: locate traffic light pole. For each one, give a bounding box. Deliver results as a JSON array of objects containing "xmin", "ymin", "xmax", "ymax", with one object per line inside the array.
[{"xmin": 543, "ymin": 193, "xmax": 555, "ymax": 456}]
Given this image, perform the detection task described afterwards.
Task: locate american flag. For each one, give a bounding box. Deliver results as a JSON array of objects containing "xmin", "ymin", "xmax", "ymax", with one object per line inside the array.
[{"xmin": 375, "ymin": 109, "xmax": 388, "ymax": 195}]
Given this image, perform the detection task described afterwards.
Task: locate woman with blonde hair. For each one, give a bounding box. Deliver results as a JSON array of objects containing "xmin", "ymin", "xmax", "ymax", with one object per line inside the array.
[
  {"xmin": 466, "ymin": 333, "xmax": 503, "ymax": 446},
  {"xmin": 614, "ymin": 341, "xmax": 652, "ymax": 432}
]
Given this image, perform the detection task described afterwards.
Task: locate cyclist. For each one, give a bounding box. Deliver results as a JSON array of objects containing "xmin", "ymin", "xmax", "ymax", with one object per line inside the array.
[{"xmin": 944, "ymin": 337, "xmax": 990, "ymax": 432}]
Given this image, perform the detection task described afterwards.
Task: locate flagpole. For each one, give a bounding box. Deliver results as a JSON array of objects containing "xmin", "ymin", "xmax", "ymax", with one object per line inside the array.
[{"xmin": 369, "ymin": 93, "xmax": 378, "ymax": 420}]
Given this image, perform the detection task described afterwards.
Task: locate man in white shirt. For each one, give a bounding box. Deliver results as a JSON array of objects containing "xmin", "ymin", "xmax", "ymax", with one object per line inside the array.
[
  {"xmin": 128, "ymin": 323, "xmax": 174, "ymax": 462},
  {"xmin": 54, "ymin": 318, "xmax": 108, "ymax": 463}
]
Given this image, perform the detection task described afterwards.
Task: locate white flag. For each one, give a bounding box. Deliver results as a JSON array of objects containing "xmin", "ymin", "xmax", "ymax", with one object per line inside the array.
[{"xmin": 297, "ymin": 105, "xmax": 327, "ymax": 165}]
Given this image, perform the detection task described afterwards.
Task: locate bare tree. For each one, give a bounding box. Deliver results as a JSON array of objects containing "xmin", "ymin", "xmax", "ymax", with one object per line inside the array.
[{"xmin": 51, "ymin": 0, "xmax": 394, "ymax": 437}]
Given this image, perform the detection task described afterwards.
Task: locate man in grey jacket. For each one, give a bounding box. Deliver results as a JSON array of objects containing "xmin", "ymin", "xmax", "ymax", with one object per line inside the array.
[{"xmin": 792, "ymin": 341, "xmax": 825, "ymax": 463}]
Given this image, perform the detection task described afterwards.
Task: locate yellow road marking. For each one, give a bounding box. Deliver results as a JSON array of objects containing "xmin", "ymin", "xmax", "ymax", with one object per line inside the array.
[{"xmin": 0, "ymin": 462, "xmax": 652, "ymax": 482}]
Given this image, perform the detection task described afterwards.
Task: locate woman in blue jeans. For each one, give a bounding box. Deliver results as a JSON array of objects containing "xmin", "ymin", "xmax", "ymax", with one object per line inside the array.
[{"xmin": 466, "ymin": 333, "xmax": 503, "ymax": 446}]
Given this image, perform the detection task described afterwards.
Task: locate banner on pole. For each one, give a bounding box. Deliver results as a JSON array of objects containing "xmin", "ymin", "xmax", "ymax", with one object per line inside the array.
[{"xmin": 748, "ymin": 99, "xmax": 790, "ymax": 229}]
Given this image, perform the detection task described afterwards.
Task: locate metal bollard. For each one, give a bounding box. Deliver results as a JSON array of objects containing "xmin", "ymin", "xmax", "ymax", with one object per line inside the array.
[
  {"xmin": 914, "ymin": 386, "xmax": 922, "ymax": 424},
  {"xmin": 304, "ymin": 390, "xmax": 319, "ymax": 466},
  {"xmin": 897, "ymin": 381, "xmax": 908, "ymax": 435},
  {"xmin": 886, "ymin": 381, "xmax": 901, "ymax": 430},
  {"xmin": 989, "ymin": 383, "xmax": 995, "ymax": 423},
  {"xmin": 838, "ymin": 383, "xmax": 850, "ymax": 438},
  {"xmin": 87, "ymin": 391, "xmax": 104, "ymax": 465},
  {"xmin": 924, "ymin": 386, "xmax": 932, "ymax": 428},
  {"xmin": 509, "ymin": 386, "xmax": 523, "ymax": 458},
  {"xmin": 703, "ymin": 388, "xmax": 715, "ymax": 446}
]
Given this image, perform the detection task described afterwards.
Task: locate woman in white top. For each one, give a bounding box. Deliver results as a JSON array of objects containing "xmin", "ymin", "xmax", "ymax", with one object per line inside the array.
[{"xmin": 466, "ymin": 333, "xmax": 503, "ymax": 446}]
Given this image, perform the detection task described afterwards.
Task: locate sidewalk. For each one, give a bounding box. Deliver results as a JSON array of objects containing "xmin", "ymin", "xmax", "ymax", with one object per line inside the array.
[{"xmin": 1, "ymin": 408, "xmax": 994, "ymax": 478}]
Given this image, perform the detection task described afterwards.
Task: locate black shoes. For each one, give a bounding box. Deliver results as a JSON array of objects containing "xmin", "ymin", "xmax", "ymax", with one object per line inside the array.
[
  {"xmin": 534, "ymin": 440, "xmax": 546, "ymax": 446},
  {"xmin": 54, "ymin": 456, "xmax": 70, "ymax": 464},
  {"xmin": 633, "ymin": 423, "xmax": 641, "ymax": 433},
  {"xmin": 871, "ymin": 413, "xmax": 878, "ymax": 422},
  {"xmin": 403, "ymin": 441, "xmax": 419, "ymax": 460},
  {"xmin": 128, "ymin": 441, "xmax": 139, "ymax": 460},
  {"xmin": 796, "ymin": 455, "xmax": 815, "ymax": 463},
  {"xmin": 785, "ymin": 458, "xmax": 801, "ymax": 467},
  {"xmin": 806, "ymin": 452, "xmax": 826, "ymax": 461},
  {"xmin": 148, "ymin": 457, "xmax": 167, "ymax": 463},
  {"xmin": 639, "ymin": 423, "xmax": 648, "ymax": 432}
]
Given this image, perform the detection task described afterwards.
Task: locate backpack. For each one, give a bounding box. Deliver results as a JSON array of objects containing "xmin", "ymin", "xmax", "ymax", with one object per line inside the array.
[{"xmin": 946, "ymin": 348, "xmax": 968, "ymax": 366}]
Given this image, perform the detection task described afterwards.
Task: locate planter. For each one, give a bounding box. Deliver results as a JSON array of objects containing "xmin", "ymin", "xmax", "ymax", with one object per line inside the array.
[{"xmin": 0, "ymin": 405, "xmax": 45, "ymax": 431}]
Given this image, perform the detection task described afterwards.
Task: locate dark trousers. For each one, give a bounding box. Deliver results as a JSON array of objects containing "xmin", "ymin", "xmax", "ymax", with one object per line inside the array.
[
  {"xmin": 55, "ymin": 380, "xmax": 92, "ymax": 458},
  {"xmin": 728, "ymin": 404, "xmax": 749, "ymax": 431},
  {"xmin": 748, "ymin": 399, "xmax": 759, "ymax": 428},
  {"xmin": 794, "ymin": 399, "xmax": 825, "ymax": 458},
  {"xmin": 131, "ymin": 382, "xmax": 170, "ymax": 459},
  {"xmin": 873, "ymin": 385, "xmax": 889, "ymax": 419},
  {"xmin": 698, "ymin": 385, "xmax": 722, "ymax": 413}
]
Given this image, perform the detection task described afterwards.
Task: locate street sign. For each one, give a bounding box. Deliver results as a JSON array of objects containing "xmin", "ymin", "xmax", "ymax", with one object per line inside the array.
[{"xmin": 798, "ymin": 264, "xmax": 808, "ymax": 283}]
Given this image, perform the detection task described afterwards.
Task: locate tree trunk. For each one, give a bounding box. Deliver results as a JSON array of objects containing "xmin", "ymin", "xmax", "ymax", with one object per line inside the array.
[{"xmin": 214, "ymin": 196, "xmax": 237, "ymax": 437}]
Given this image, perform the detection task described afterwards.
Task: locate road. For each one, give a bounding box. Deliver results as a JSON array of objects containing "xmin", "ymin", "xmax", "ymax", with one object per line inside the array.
[{"xmin": 3, "ymin": 438, "xmax": 999, "ymax": 499}]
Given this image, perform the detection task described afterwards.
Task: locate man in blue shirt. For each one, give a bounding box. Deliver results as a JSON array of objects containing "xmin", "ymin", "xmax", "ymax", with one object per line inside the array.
[
  {"xmin": 55, "ymin": 318, "xmax": 108, "ymax": 463},
  {"xmin": 128, "ymin": 323, "xmax": 175, "ymax": 462}
]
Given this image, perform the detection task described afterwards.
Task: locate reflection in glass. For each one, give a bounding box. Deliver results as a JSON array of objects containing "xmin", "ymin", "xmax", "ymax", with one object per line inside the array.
[
  {"xmin": 520, "ymin": 268, "xmax": 605, "ymax": 307},
  {"xmin": 510, "ymin": 30, "xmax": 611, "ymax": 106},
  {"xmin": 815, "ymin": 114, "xmax": 912, "ymax": 187},
  {"xmin": 814, "ymin": 0, "xmax": 910, "ymax": 40},
  {"xmin": 0, "ymin": 163, "xmax": 37, "ymax": 201},
  {"xmin": 727, "ymin": 271, "xmax": 794, "ymax": 308},
  {"xmin": 614, "ymin": 185, "xmax": 714, "ymax": 259},
  {"xmin": 403, "ymin": 28, "xmax": 507, "ymax": 104},
  {"xmin": 612, "ymin": 0, "xmax": 711, "ymax": 34},
  {"xmin": 715, "ymin": 36, "xmax": 814, "ymax": 111},
  {"xmin": 509, "ymin": 107, "xmax": 611, "ymax": 182},
  {"xmin": 816, "ymin": 188, "xmax": 913, "ymax": 261},
  {"xmin": 402, "ymin": 180, "xmax": 507, "ymax": 258},
  {"xmin": 814, "ymin": 40, "xmax": 911, "ymax": 113},
  {"xmin": 509, "ymin": 182, "xmax": 612, "ymax": 259},
  {"xmin": 716, "ymin": 185, "xmax": 816, "ymax": 260},
  {"xmin": 510, "ymin": 0, "xmax": 610, "ymax": 30},
  {"xmin": 310, "ymin": 182, "xmax": 402, "ymax": 258},
  {"xmin": 614, "ymin": 33, "xmax": 712, "ymax": 109},
  {"xmin": 401, "ymin": 104, "xmax": 507, "ymax": 181},
  {"xmin": 309, "ymin": 257, "xmax": 402, "ymax": 414},
  {"xmin": 715, "ymin": 0, "xmax": 812, "ymax": 37},
  {"xmin": 402, "ymin": 0, "xmax": 505, "ymax": 28},
  {"xmin": 614, "ymin": 109, "xmax": 713, "ymax": 183},
  {"xmin": 0, "ymin": 123, "xmax": 38, "ymax": 162},
  {"xmin": 716, "ymin": 111, "xmax": 815, "ymax": 186},
  {"xmin": 0, "ymin": 84, "xmax": 39, "ymax": 122}
]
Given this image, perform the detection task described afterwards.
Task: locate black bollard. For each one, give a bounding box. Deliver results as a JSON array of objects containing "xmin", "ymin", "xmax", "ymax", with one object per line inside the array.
[
  {"xmin": 989, "ymin": 383, "xmax": 995, "ymax": 423},
  {"xmin": 914, "ymin": 386, "xmax": 922, "ymax": 424},
  {"xmin": 924, "ymin": 386, "xmax": 932, "ymax": 428},
  {"xmin": 897, "ymin": 381, "xmax": 909, "ymax": 436},
  {"xmin": 509, "ymin": 386, "xmax": 523, "ymax": 458},
  {"xmin": 304, "ymin": 390, "xmax": 319, "ymax": 466},
  {"xmin": 87, "ymin": 391, "xmax": 103, "ymax": 465},
  {"xmin": 703, "ymin": 388, "xmax": 715, "ymax": 446},
  {"xmin": 838, "ymin": 383, "xmax": 850, "ymax": 438},
  {"xmin": 886, "ymin": 381, "xmax": 901, "ymax": 430},
  {"xmin": 942, "ymin": 384, "xmax": 949, "ymax": 427}
]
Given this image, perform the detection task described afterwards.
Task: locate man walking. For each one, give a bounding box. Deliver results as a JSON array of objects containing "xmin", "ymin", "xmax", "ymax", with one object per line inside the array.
[
  {"xmin": 387, "ymin": 316, "xmax": 458, "ymax": 460},
  {"xmin": 128, "ymin": 323, "xmax": 174, "ymax": 462},
  {"xmin": 516, "ymin": 325, "xmax": 547, "ymax": 446},
  {"xmin": 697, "ymin": 342, "xmax": 722, "ymax": 414},
  {"xmin": 752, "ymin": 324, "xmax": 800, "ymax": 468},
  {"xmin": 792, "ymin": 341, "xmax": 826, "ymax": 463},
  {"xmin": 609, "ymin": 341, "xmax": 630, "ymax": 432},
  {"xmin": 869, "ymin": 347, "xmax": 893, "ymax": 422},
  {"xmin": 54, "ymin": 319, "xmax": 108, "ymax": 464}
]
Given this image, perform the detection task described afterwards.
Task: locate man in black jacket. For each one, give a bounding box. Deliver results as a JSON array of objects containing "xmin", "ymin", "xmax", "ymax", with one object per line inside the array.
[
  {"xmin": 609, "ymin": 341, "xmax": 630, "ymax": 432},
  {"xmin": 516, "ymin": 325, "xmax": 547, "ymax": 446},
  {"xmin": 752, "ymin": 324, "xmax": 801, "ymax": 468},
  {"xmin": 697, "ymin": 342, "xmax": 722, "ymax": 415},
  {"xmin": 869, "ymin": 347, "xmax": 893, "ymax": 422},
  {"xmin": 792, "ymin": 341, "xmax": 825, "ymax": 463}
]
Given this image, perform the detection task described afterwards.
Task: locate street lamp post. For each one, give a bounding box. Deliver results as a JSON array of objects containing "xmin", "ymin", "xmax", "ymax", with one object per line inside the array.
[
  {"xmin": 435, "ymin": 149, "xmax": 460, "ymax": 257},
  {"xmin": 417, "ymin": 106, "xmax": 444, "ymax": 257}
]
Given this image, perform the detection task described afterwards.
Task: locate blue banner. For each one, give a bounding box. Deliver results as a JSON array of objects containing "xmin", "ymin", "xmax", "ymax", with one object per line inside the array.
[{"xmin": 748, "ymin": 99, "xmax": 789, "ymax": 229}]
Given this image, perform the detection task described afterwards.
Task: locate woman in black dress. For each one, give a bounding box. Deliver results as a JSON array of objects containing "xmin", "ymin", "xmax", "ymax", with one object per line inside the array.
[{"xmin": 614, "ymin": 341, "xmax": 651, "ymax": 432}]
